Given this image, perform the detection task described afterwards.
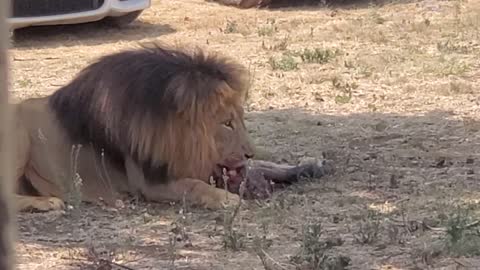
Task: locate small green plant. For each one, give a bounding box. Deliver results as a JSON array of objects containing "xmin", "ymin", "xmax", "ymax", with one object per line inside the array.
[
  {"xmin": 257, "ymin": 18, "xmax": 278, "ymax": 37},
  {"xmin": 437, "ymin": 40, "xmax": 471, "ymax": 54},
  {"xmin": 353, "ymin": 210, "xmax": 382, "ymax": 244},
  {"xmin": 268, "ymin": 54, "xmax": 298, "ymax": 71},
  {"xmin": 252, "ymin": 222, "xmax": 275, "ymax": 270},
  {"xmin": 290, "ymin": 220, "xmax": 349, "ymax": 269},
  {"xmin": 17, "ymin": 78, "xmax": 32, "ymax": 88},
  {"xmin": 331, "ymin": 76, "xmax": 357, "ymax": 104},
  {"xmin": 223, "ymin": 19, "xmax": 238, "ymax": 34},
  {"xmin": 261, "ymin": 36, "xmax": 290, "ymax": 51},
  {"xmin": 258, "ymin": 26, "xmax": 276, "ymax": 37},
  {"xmin": 444, "ymin": 207, "xmax": 480, "ymax": 257},
  {"xmin": 222, "ymin": 181, "xmax": 245, "ymax": 251},
  {"xmin": 443, "ymin": 60, "xmax": 470, "ymax": 76},
  {"xmin": 424, "ymin": 57, "xmax": 470, "ymax": 76},
  {"xmin": 298, "ymin": 48, "xmax": 339, "ymax": 64}
]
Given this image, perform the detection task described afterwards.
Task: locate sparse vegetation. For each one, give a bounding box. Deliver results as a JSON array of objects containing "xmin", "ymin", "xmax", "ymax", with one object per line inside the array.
[
  {"xmin": 443, "ymin": 207, "xmax": 480, "ymax": 257},
  {"xmin": 252, "ymin": 222, "xmax": 274, "ymax": 270},
  {"xmin": 268, "ymin": 53, "xmax": 298, "ymax": 71},
  {"xmin": 331, "ymin": 76, "xmax": 357, "ymax": 104},
  {"xmin": 223, "ymin": 19, "xmax": 238, "ymax": 33},
  {"xmin": 222, "ymin": 182, "xmax": 245, "ymax": 251},
  {"xmin": 352, "ymin": 209, "xmax": 382, "ymax": 245},
  {"xmin": 16, "ymin": 78, "xmax": 32, "ymax": 88},
  {"xmin": 437, "ymin": 40, "xmax": 472, "ymax": 54},
  {"xmin": 298, "ymin": 47, "xmax": 339, "ymax": 64},
  {"xmin": 290, "ymin": 219, "xmax": 350, "ymax": 269},
  {"xmin": 262, "ymin": 35, "xmax": 290, "ymax": 51},
  {"xmin": 257, "ymin": 18, "xmax": 278, "ymax": 37}
]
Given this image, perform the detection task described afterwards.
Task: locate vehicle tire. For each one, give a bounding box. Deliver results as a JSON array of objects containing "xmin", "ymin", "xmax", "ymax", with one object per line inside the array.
[{"xmin": 104, "ymin": 10, "xmax": 143, "ymax": 27}]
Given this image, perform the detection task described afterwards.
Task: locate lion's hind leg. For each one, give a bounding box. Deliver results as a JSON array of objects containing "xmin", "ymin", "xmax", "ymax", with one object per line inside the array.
[
  {"xmin": 9, "ymin": 108, "xmax": 63, "ymax": 213},
  {"xmin": 15, "ymin": 194, "xmax": 65, "ymax": 212}
]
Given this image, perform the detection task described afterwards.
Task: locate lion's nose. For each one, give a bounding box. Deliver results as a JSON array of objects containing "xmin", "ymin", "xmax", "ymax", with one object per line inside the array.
[
  {"xmin": 243, "ymin": 140, "xmax": 255, "ymax": 159},
  {"xmin": 245, "ymin": 153, "xmax": 254, "ymax": 159},
  {"xmin": 244, "ymin": 146, "xmax": 255, "ymax": 159}
]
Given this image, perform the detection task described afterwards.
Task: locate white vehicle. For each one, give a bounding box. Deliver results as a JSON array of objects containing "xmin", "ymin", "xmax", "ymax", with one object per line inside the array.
[{"xmin": 8, "ymin": 0, "xmax": 151, "ymax": 30}]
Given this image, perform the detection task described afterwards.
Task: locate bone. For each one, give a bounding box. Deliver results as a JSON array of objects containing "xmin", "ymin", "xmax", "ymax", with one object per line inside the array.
[
  {"xmin": 216, "ymin": 158, "xmax": 334, "ymax": 200},
  {"xmin": 248, "ymin": 158, "xmax": 332, "ymax": 184}
]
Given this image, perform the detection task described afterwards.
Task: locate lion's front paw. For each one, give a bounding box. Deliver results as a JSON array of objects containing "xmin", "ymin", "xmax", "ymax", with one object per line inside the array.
[
  {"xmin": 202, "ymin": 190, "xmax": 240, "ymax": 210},
  {"xmin": 219, "ymin": 191, "xmax": 241, "ymax": 209},
  {"xmin": 34, "ymin": 197, "xmax": 65, "ymax": 212}
]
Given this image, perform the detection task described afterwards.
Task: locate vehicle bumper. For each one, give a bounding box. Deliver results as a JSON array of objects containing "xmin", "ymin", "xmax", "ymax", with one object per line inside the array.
[{"xmin": 7, "ymin": 0, "xmax": 151, "ymax": 30}]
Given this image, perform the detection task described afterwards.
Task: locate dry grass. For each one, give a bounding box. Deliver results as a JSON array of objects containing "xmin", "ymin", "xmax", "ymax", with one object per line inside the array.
[{"xmin": 10, "ymin": 0, "xmax": 480, "ymax": 269}]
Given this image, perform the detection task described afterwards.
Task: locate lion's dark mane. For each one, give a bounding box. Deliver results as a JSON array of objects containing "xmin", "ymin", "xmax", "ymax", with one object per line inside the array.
[{"xmin": 48, "ymin": 43, "xmax": 248, "ymax": 184}]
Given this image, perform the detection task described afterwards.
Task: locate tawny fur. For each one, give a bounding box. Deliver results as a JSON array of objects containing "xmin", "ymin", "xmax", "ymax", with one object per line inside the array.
[{"xmin": 12, "ymin": 42, "xmax": 255, "ymax": 211}]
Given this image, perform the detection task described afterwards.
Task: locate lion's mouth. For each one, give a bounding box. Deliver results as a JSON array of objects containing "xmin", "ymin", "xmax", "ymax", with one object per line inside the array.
[
  {"xmin": 211, "ymin": 161, "xmax": 248, "ymax": 183},
  {"xmin": 210, "ymin": 160, "xmax": 277, "ymax": 200}
]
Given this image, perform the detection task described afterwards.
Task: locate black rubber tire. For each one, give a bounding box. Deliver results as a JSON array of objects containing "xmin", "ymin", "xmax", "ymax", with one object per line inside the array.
[{"xmin": 104, "ymin": 10, "xmax": 143, "ymax": 27}]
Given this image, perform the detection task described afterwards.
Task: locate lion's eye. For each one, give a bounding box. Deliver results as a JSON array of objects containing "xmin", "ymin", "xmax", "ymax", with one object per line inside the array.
[{"xmin": 223, "ymin": 120, "xmax": 234, "ymax": 129}]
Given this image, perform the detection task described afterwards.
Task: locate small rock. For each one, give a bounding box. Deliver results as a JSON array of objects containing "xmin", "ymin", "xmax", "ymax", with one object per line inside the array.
[
  {"xmin": 143, "ymin": 213, "xmax": 153, "ymax": 223},
  {"xmin": 115, "ymin": 199, "xmax": 125, "ymax": 209}
]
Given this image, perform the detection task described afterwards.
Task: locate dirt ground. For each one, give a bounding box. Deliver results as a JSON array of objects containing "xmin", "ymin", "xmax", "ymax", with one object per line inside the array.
[{"xmin": 9, "ymin": 0, "xmax": 480, "ymax": 269}]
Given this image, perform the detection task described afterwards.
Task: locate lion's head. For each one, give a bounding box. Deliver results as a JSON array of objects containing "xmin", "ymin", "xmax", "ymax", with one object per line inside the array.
[{"xmin": 49, "ymin": 42, "xmax": 255, "ymax": 185}]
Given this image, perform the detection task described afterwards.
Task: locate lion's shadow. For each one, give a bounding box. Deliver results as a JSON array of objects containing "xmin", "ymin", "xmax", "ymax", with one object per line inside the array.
[
  {"xmin": 14, "ymin": 108, "xmax": 480, "ymax": 269},
  {"xmin": 243, "ymin": 107, "xmax": 480, "ymax": 201}
]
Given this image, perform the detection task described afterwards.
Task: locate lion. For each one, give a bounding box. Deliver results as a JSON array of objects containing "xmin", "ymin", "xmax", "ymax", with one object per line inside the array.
[{"xmin": 11, "ymin": 43, "xmax": 256, "ymax": 212}]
